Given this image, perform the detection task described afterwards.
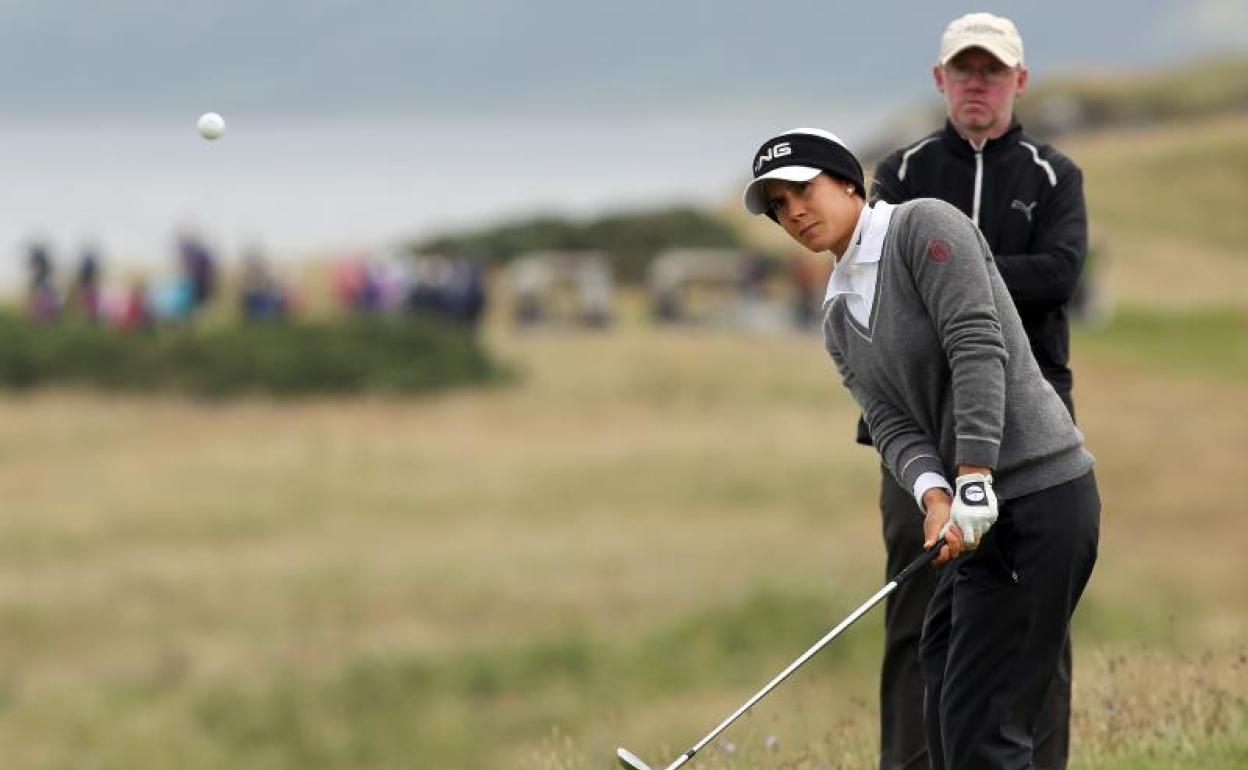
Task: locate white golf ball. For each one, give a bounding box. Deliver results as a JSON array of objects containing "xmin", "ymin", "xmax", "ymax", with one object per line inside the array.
[{"xmin": 197, "ymin": 112, "xmax": 225, "ymax": 141}]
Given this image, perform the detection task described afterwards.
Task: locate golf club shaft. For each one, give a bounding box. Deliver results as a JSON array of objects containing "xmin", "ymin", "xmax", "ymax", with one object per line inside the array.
[{"xmin": 668, "ymin": 539, "xmax": 945, "ymax": 770}]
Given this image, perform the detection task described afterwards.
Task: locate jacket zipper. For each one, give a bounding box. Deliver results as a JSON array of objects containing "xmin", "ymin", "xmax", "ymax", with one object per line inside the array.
[{"xmin": 972, "ymin": 148, "xmax": 984, "ymax": 227}]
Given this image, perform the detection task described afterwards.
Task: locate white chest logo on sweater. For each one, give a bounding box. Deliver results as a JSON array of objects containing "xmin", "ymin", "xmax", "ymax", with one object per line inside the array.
[{"xmin": 1011, "ymin": 199, "xmax": 1037, "ymax": 222}]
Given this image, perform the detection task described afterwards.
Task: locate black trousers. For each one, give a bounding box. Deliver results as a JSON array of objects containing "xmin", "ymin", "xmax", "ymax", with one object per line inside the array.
[
  {"xmin": 877, "ymin": 469, "xmax": 1080, "ymax": 770},
  {"xmin": 920, "ymin": 471, "xmax": 1099, "ymax": 770}
]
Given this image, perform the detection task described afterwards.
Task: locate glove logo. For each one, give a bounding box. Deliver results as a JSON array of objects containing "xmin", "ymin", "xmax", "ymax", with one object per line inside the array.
[
  {"xmin": 961, "ymin": 483, "xmax": 986, "ymax": 504},
  {"xmin": 926, "ymin": 238, "xmax": 952, "ymax": 263}
]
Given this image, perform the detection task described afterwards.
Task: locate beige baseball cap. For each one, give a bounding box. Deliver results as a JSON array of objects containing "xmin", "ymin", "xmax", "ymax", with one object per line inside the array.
[{"xmin": 939, "ymin": 12, "xmax": 1025, "ymax": 68}]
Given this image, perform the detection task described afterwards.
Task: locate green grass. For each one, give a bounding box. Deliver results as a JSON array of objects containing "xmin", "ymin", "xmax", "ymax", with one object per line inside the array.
[
  {"xmin": 179, "ymin": 588, "xmax": 877, "ymax": 770},
  {"xmin": 1076, "ymin": 306, "xmax": 1248, "ymax": 381},
  {"xmin": 1075, "ymin": 740, "xmax": 1248, "ymax": 770}
]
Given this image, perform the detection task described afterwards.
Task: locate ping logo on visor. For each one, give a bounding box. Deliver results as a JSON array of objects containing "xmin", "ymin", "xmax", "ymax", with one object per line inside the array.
[
  {"xmin": 744, "ymin": 128, "xmax": 867, "ymax": 216},
  {"xmin": 755, "ymin": 142, "xmax": 792, "ymax": 172},
  {"xmin": 749, "ymin": 133, "xmax": 864, "ymax": 188}
]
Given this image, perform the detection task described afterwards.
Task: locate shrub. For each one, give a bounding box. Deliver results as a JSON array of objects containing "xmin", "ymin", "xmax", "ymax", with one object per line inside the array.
[{"xmin": 0, "ymin": 314, "xmax": 507, "ymax": 397}]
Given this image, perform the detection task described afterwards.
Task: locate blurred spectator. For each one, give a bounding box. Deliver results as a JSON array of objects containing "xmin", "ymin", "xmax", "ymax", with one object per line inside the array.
[
  {"xmin": 449, "ymin": 259, "xmax": 487, "ymax": 326},
  {"xmin": 738, "ymin": 251, "xmax": 771, "ymax": 298},
  {"xmin": 332, "ymin": 256, "xmax": 385, "ymax": 314},
  {"xmin": 239, "ymin": 246, "xmax": 289, "ymax": 322},
  {"xmin": 118, "ymin": 278, "xmax": 153, "ymax": 333},
  {"xmin": 177, "ymin": 230, "xmax": 218, "ymax": 314},
  {"xmin": 373, "ymin": 257, "xmax": 412, "ymax": 311},
  {"xmin": 331, "ymin": 257, "xmax": 365, "ymax": 311},
  {"xmin": 407, "ymin": 256, "xmax": 451, "ymax": 316},
  {"xmin": 26, "ymin": 240, "xmax": 59, "ymax": 322},
  {"xmin": 790, "ymin": 251, "xmax": 825, "ymax": 329},
  {"xmin": 150, "ymin": 275, "xmax": 195, "ymax": 323},
  {"xmin": 405, "ymin": 255, "xmax": 488, "ymax": 328},
  {"xmin": 429, "ymin": 258, "xmax": 487, "ymax": 327},
  {"xmin": 70, "ymin": 243, "xmax": 103, "ymax": 322}
]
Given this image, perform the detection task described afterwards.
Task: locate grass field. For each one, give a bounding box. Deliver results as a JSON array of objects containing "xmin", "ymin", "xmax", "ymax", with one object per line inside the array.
[{"xmin": 0, "ymin": 301, "xmax": 1245, "ymax": 769}]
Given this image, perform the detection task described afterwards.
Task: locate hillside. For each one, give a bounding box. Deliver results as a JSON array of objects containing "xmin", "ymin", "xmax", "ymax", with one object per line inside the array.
[
  {"xmin": 851, "ymin": 55, "xmax": 1248, "ymax": 163},
  {"xmin": 1066, "ymin": 115, "xmax": 1248, "ymax": 309},
  {"xmin": 1021, "ymin": 56, "xmax": 1248, "ymax": 134}
]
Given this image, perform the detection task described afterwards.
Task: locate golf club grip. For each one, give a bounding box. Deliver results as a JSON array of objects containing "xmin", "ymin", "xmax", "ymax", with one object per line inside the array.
[{"xmin": 890, "ymin": 538, "xmax": 945, "ymax": 587}]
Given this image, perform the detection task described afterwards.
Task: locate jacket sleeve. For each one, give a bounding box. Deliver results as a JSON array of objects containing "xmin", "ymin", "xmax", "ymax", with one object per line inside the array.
[
  {"xmin": 901, "ymin": 200, "xmax": 1009, "ymax": 470},
  {"xmin": 870, "ymin": 152, "xmax": 910, "ymax": 205},
  {"xmin": 993, "ymin": 159, "xmax": 1088, "ymax": 310},
  {"xmin": 828, "ymin": 342, "xmax": 946, "ymax": 494}
]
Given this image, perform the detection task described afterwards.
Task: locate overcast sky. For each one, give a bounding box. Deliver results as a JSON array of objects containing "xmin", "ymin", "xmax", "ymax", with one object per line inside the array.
[
  {"xmin": 1, "ymin": 0, "xmax": 1245, "ymax": 120},
  {"xmin": 0, "ymin": 0, "xmax": 1244, "ymax": 283}
]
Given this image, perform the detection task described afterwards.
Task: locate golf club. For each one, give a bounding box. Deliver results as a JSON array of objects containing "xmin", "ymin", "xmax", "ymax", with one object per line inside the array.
[{"xmin": 616, "ymin": 538, "xmax": 947, "ymax": 770}]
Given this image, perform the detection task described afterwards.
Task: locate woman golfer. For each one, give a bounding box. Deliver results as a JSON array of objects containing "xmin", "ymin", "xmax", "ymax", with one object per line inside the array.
[{"xmin": 742, "ymin": 128, "xmax": 1099, "ymax": 770}]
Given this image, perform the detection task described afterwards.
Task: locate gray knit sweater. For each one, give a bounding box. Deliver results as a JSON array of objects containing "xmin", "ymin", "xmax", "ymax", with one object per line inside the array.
[{"xmin": 823, "ymin": 198, "xmax": 1093, "ymax": 503}]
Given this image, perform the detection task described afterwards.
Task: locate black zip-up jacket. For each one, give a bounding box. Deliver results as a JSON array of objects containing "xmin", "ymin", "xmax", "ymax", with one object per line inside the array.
[{"xmin": 871, "ymin": 120, "xmax": 1087, "ymax": 417}]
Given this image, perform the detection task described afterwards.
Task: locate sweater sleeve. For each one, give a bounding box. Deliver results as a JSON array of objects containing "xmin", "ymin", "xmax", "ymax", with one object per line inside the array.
[
  {"xmin": 828, "ymin": 341, "xmax": 946, "ymax": 495},
  {"xmin": 993, "ymin": 158, "xmax": 1088, "ymax": 310},
  {"xmin": 901, "ymin": 200, "xmax": 1010, "ymax": 469}
]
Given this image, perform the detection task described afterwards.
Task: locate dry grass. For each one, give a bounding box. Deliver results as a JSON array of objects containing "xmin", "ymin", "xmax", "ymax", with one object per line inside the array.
[
  {"xmin": 1063, "ymin": 115, "xmax": 1248, "ymax": 311},
  {"xmin": 526, "ymin": 648, "xmax": 1248, "ymax": 770},
  {"xmin": 0, "ymin": 309, "xmax": 1243, "ymax": 768}
]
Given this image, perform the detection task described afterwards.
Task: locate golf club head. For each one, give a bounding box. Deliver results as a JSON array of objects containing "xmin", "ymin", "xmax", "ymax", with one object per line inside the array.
[{"xmin": 617, "ymin": 747, "xmax": 655, "ymax": 770}]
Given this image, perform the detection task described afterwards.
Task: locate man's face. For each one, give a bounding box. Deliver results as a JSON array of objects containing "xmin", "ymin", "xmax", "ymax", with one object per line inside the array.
[{"xmin": 933, "ymin": 48, "xmax": 1028, "ymax": 139}]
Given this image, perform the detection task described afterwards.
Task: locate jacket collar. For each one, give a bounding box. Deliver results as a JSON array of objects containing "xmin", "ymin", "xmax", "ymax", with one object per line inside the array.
[{"xmin": 941, "ymin": 119, "xmax": 1023, "ymax": 158}]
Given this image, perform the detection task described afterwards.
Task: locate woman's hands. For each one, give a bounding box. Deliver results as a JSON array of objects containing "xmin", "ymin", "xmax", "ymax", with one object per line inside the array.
[
  {"xmin": 922, "ymin": 488, "xmax": 961, "ymax": 567},
  {"xmin": 922, "ymin": 465, "xmax": 995, "ymax": 567}
]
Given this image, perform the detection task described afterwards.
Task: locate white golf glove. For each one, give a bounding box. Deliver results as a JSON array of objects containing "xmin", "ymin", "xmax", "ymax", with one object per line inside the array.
[{"xmin": 941, "ymin": 473, "xmax": 998, "ymax": 550}]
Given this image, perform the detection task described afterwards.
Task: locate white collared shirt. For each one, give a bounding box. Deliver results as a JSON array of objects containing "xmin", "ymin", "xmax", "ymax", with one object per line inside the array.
[
  {"xmin": 825, "ymin": 201, "xmax": 885, "ymax": 326},
  {"xmin": 824, "ymin": 201, "xmax": 952, "ymax": 513}
]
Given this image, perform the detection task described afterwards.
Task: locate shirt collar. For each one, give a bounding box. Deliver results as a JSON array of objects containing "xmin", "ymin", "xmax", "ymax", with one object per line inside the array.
[
  {"xmin": 825, "ymin": 201, "xmax": 895, "ymax": 304},
  {"xmin": 834, "ymin": 203, "xmax": 874, "ymax": 264}
]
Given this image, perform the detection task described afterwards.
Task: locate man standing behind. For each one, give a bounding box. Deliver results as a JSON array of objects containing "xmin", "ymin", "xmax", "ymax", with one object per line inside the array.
[{"xmin": 868, "ymin": 12, "xmax": 1088, "ymax": 770}]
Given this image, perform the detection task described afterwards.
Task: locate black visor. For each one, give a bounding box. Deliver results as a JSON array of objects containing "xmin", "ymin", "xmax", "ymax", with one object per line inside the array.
[{"xmin": 743, "ymin": 130, "xmax": 865, "ymax": 215}]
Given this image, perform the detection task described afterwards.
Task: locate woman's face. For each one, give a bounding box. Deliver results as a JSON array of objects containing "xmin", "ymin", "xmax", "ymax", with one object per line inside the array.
[{"xmin": 762, "ymin": 174, "xmax": 862, "ymax": 255}]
